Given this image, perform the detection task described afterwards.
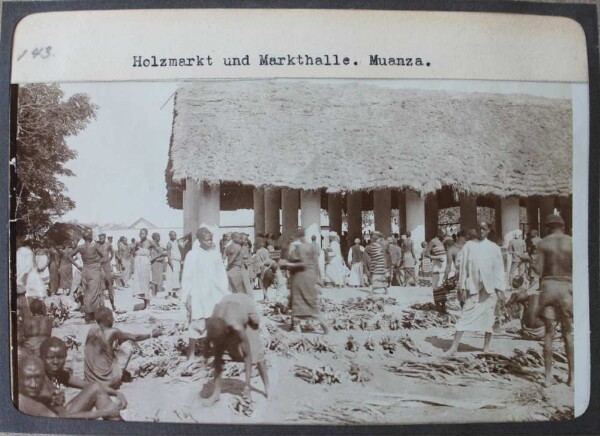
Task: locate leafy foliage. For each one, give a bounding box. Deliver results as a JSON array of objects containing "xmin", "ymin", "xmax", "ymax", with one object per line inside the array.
[{"xmin": 15, "ymin": 84, "xmax": 97, "ymax": 239}]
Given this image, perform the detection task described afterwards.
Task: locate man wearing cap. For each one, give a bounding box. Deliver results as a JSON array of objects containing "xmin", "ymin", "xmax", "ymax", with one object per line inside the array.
[
  {"xmin": 533, "ymin": 214, "xmax": 573, "ymax": 387},
  {"xmin": 444, "ymin": 221, "xmax": 506, "ymax": 356},
  {"xmin": 347, "ymin": 238, "xmax": 365, "ymax": 287}
]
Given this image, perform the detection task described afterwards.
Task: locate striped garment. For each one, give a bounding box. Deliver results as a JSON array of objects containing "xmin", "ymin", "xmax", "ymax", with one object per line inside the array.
[{"xmin": 365, "ymin": 242, "xmax": 388, "ymax": 275}]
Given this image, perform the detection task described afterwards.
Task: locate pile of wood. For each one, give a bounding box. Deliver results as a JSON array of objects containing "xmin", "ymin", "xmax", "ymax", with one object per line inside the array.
[
  {"xmin": 47, "ymin": 301, "xmax": 71, "ymax": 327},
  {"xmin": 348, "ymin": 362, "xmax": 372, "ymax": 383},
  {"xmin": 386, "ymin": 353, "xmax": 539, "ymax": 385},
  {"xmin": 397, "ymin": 334, "xmax": 430, "ymax": 357},
  {"xmin": 320, "ymin": 296, "xmax": 397, "ymax": 315},
  {"xmin": 229, "ymin": 395, "xmax": 254, "ymax": 417},
  {"xmin": 266, "ymin": 333, "xmax": 335, "ymax": 355},
  {"xmin": 295, "ymin": 364, "xmax": 342, "ymax": 385},
  {"xmin": 290, "ymin": 401, "xmax": 385, "ymax": 424},
  {"xmin": 402, "ymin": 309, "xmax": 457, "ymax": 329},
  {"xmin": 340, "ymin": 296, "xmax": 397, "ymax": 313},
  {"xmin": 151, "ymin": 301, "xmax": 180, "ymax": 312},
  {"xmin": 379, "ymin": 336, "xmax": 397, "ymax": 354},
  {"xmin": 62, "ymin": 335, "xmax": 81, "ymax": 351},
  {"xmin": 513, "ymin": 347, "xmax": 568, "ymax": 369},
  {"xmin": 262, "ymin": 301, "xmax": 290, "ymax": 316},
  {"xmin": 345, "ymin": 335, "xmax": 360, "ymax": 352}
]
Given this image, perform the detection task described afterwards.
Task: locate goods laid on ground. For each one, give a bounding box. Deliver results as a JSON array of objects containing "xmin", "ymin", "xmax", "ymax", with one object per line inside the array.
[
  {"xmin": 62, "ymin": 334, "xmax": 81, "ymax": 350},
  {"xmin": 230, "ymin": 395, "xmax": 254, "ymax": 417},
  {"xmin": 47, "ymin": 301, "xmax": 71, "ymax": 327},
  {"xmin": 402, "ymin": 308, "xmax": 457, "ymax": 329},
  {"xmin": 385, "ymin": 349, "xmax": 555, "ymax": 385},
  {"xmin": 295, "ymin": 364, "xmax": 342, "ymax": 385}
]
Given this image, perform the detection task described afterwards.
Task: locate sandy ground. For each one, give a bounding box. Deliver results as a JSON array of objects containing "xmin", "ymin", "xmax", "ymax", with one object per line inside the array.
[{"xmin": 48, "ymin": 282, "xmax": 574, "ymax": 425}]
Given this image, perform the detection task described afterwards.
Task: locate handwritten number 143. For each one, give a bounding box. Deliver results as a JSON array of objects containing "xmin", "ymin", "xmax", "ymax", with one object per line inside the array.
[{"xmin": 17, "ymin": 46, "xmax": 52, "ymax": 61}]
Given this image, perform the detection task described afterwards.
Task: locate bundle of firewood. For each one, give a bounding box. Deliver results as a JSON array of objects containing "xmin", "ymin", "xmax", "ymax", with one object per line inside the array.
[
  {"xmin": 379, "ymin": 336, "xmax": 397, "ymax": 354},
  {"xmin": 295, "ymin": 364, "xmax": 342, "ymax": 385},
  {"xmin": 402, "ymin": 309, "xmax": 457, "ymax": 329},
  {"xmin": 47, "ymin": 301, "xmax": 70, "ymax": 327},
  {"xmin": 386, "ymin": 353, "xmax": 539, "ymax": 385},
  {"xmin": 62, "ymin": 335, "xmax": 81, "ymax": 351},
  {"xmin": 512, "ymin": 347, "xmax": 568, "ymax": 368},
  {"xmin": 262, "ymin": 301, "xmax": 290, "ymax": 316},
  {"xmin": 229, "ymin": 395, "xmax": 254, "ymax": 417},
  {"xmin": 289, "ymin": 337, "xmax": 336, "ymax": 354},
  {"xmin": 151, "ymin": 301, "xmax": 180, "ymax": 312},
  {"xmin": 340, "ymin": 296, "xmax": 395, "ymax": 313},
  {"xmin": 348, "ymin": 363, "xmax": 372, "ymax": 383},
  {"xmin": 345, "ymin": 335, "xmax": 360, "ymax": 352}
]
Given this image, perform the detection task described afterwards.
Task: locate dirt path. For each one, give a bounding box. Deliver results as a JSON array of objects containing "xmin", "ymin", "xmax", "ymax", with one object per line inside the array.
[{"xmin": 50, "ymin": 284, "xmax": 573, "ymax": 424}]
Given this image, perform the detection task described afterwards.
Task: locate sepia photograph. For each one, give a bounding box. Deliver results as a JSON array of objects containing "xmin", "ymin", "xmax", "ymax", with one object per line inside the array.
[{"xmin": 11, "ymin": 77, "xmax": 584, "ymax": 424}]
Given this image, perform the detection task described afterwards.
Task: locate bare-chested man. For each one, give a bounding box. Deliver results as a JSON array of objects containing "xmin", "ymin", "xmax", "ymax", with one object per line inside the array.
[
  {"xmin": 97, "ymin": 233, "xmax": 116, "ymax": 310},
  {"xmin": 204, "ymin": 293, "xmax": 270, "ymax": 406},
  {"xmin": 533, "ymin": 214, "xmax": 573, "ymax": 387},
  {"xmin": 70, "ymin": 229, "xmax": 108, "ymax": 323},
  {"xmin": 225, "ymin": 232, "xmax": 247, "ymax": 293},
  {"xmin": 507, "ymin": 276, "xmax": 547, "ymax": 341},
  {"xmin": 84, "ymin": 307, "xmax": 163, "ymax": 389},
  {"xmin": 21, "ymin": 299, "xmax": 53, "ymax": 356},
  {"xmin": 17, "ymin": 355, "xmax": 121, "ymax": 419}
]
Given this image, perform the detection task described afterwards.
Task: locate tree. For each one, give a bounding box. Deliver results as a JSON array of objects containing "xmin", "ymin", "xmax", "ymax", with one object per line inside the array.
[{"xmin": 15, "ymin": 84, "xmax": 98, "ymax": 239}]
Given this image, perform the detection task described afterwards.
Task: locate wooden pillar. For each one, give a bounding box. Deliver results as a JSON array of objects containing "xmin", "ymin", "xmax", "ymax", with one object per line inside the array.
[
  {"xmin": 253, "ymin": 188, "xmax": 265, "ymax": 243},
  {"xmin": 346, "ymin": 191, "xmax": 362, "ymax": 242},
  {"xmin": 526, "ymin": 197, "xmax": 539, "ymax": 234},
  {"xmin": 405, "ymin": 190, "xmax": 425, "ymax": 254},
  {"xmin": 373, "ymin": 189, "xmax": 392, "ymax": 236},
  {"xmin": 397, "ymin": 190, "xmax": 407, "ymax": 234},
  {"xmin": 459, "ymin": 193, "xmax": 478, "ymax": 232},
  {"xmin": 425, "ymin": 192, "xmax": 438, "ymax": 241},
  {"xmin": 301, "ymin": 190, "xmax": 321, "ymax": 246},
  {"xmin": 184, "ymin": 178, "xmax": 200, "ymax": 239},
  {"xmin": 327, "ymin": 193, "xmax": 343, "ymax": 236},
  {"xmin": 501, "ymin": 197, "xmax": 520, "ymax": 246},
  {"xmin": 264, "ymin": 187, "xmax": 281, "ymax": 237},
  {"xmin": 281, "ymin": 188, "xmax": 299, "ymax": 241},
  {"xmin": 539, "ymin": 196, "xmax": 556, "ymax": 237},
  {"xmin": 198, "ymin": 182, "xmax": 220, "ymax": 227},
  {"xmin": 494, "ymin": 199, "xmax": 502, "ymax": 238}
]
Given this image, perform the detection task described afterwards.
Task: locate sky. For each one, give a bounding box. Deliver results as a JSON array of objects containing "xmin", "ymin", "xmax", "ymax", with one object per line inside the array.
[{"xmin": 58, "ymin": 79, "xmax": 572, "ymax": 229}]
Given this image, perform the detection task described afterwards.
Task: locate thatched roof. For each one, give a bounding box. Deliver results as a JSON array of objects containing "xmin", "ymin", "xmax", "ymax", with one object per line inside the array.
[{"xmin": 166, "ymin": 81, "xmax": 572, "ymax": 209}]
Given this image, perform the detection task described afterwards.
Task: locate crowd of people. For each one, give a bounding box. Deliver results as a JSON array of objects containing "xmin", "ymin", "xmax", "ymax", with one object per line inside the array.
[{"xmin": 15, "ymin": 214, "xmax": 573, "ymax": 419}]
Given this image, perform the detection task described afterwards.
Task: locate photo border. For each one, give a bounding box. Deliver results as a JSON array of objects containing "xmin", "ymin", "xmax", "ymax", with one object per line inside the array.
[{"xmin": 1, "ymin": 1, "xmax": 598, "ymax": 434}]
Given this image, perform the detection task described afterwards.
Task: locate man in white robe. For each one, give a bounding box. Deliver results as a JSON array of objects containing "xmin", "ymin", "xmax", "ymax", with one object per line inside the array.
[
  {"xmin": 180, "ymin": 227, "xmax": 230, "ymax": 371},
  {"xmin": 444, "ymin": 221, "xmax": 505, "ymax": 356}
]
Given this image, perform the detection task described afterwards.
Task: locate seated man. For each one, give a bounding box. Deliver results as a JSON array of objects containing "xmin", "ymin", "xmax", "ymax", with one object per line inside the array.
[
  {"xmin": 203, "ymin": 293, "xmax": 270, "ymax": 406},
  {"xmin": 84, "ymin": 307, "xmax": 163, "ymax": 389},
  {"xmin": 21, "ymin": 299, "xmax": 53, "ymax": 357},
  {"xmin": 40, "ymin": 337, "xmax": 127, "ymax": 411},
  {"xmin": 507, "ymin": 276, "xmax": 549, "ymax": 341},
  {"xmin": 17, "ymin": 355, "xmax": 121, "ymax": 419}
]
